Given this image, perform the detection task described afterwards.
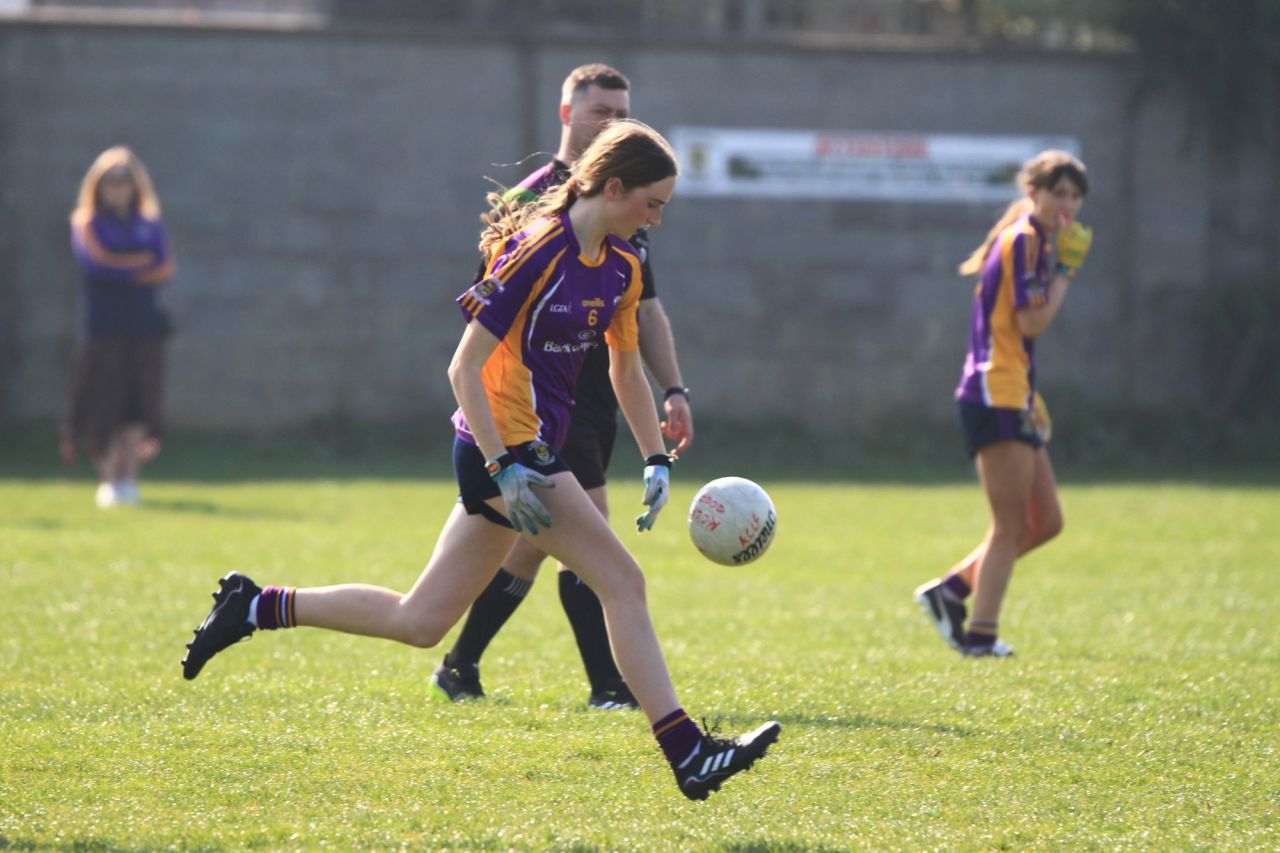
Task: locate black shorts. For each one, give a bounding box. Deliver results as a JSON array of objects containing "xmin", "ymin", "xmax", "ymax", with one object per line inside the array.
[
  {"xmin": 958, "ymin": 401, "xmax": 1042, "ymax": 458},
  {"xmin": 453, "ymin": 438, "xmax": 570, "ymax": 528},
  {"xmin": 559, "ymin": 411, "xmax": 618, "ymax": 491}
]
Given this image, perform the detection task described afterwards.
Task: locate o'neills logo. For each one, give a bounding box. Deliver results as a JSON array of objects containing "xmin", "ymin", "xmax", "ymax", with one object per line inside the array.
[
  {"xmin": 732, "ymin": 510, "xmax": 776, "ymax": 564},
  {"xmin": 581, "ymin": 297, "xmax": 605, "ymax": 307}
]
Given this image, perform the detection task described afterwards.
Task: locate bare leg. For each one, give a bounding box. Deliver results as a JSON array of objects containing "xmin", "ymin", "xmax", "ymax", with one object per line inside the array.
[
  {"xmin": 951, "ymin": 447, "xmax": 1063, "ymax": 588},
  {"xmin": 557, "ymin": 485, "xmax": 608, "ymax": 574},
  {"xmin": 293, "ymin": 504, "xmax": 519, "ymax": 648},
  {"xmin": 523, "ymin": 472, "xmax": 680, "ymax": 725},
  {"xmin": 502, "ymin": 484, "xmax": 608, "ymax": 580},
  {"xmin": 969, "ymin": 442, "xmax": 1036, "ymax": 625},
  {"xmin": 115, "ymin": 423, "xmax": 147, "ymax": 484}
]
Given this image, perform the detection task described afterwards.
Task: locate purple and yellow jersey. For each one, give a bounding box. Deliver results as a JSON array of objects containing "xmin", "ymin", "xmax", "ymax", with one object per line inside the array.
[
  {"xmin": 453, "ymin": 210, "xmax": 644, "ymax": 450},
  {"xmin": 492, "ymin": 159, "xmax": 658, "ymax": 425},
  {"xmin": 954, "ymin": 213, "xmax": 1050, "ymax": 410}
]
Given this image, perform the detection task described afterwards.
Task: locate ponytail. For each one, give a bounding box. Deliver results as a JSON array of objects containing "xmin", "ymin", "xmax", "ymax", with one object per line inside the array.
[
  {"xmin": 958, "ymin": 198, "xmax": 1032, "ymax": 276},
  {"xmin": 478, "ymin": 181, "xmax": 575, "ymax": 259}
]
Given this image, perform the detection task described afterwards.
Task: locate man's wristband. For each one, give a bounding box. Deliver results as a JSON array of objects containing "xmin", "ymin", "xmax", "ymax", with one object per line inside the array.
[
  {"xmin": 663, "ymin": 386, "xmax": 690, "ymax": 401},
  {"xmin": 644, "ymin": 453, "xmax": 674, "ymax": 469},
  {"xmin": 485, "ymin": 451, "xmax": 516, "ymax": 478},
  {"xmin": 1055, "ymin": 262, "xmax": 1075, "ymax": 277}
]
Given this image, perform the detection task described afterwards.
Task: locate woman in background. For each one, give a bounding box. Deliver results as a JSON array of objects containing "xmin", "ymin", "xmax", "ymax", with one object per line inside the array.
[
  {"xmin": 915, "ymin": 150, "xmax": 1092, "ymax": 657},
  {"xmin": 64, "ymin": 145, "xmax": 175, "ymax": 507}
]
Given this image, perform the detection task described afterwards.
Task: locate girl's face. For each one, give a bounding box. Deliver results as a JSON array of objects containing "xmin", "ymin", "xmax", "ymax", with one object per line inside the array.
[
  {"xmin": 605, "ymin": 175, "xmax": 676, "ymax": 237},
  {"xmin": 1030, "ymin": 176, "xmax": 1085, "ymax": 232},
  {"xmin": 99, "ymin": 169, "xmax": 136, "ymax": 216}
]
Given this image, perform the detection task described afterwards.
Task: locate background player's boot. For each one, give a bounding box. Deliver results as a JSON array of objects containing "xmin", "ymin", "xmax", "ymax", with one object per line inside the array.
[
  {"xmin": 588, "ymin": 678, "xmax": 639, "ymax": 710},
  {"xmin": 673, "ymin": 721, "xmax": 781, "ymax": 801},
  {"xmin": 430, "ymin": 659, "xmax": 484, "ymax": 701},
  {"xmin": 182, "ymin": 572, "xmax": 260, "ymax": 680}
]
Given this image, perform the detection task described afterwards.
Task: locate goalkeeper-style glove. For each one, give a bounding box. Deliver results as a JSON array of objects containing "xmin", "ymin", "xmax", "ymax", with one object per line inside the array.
[
  {"xmin": 487, "ymin": 452, "xmax": 555, "ymax": 534},
  {"xmin": 636, "ymin": 453, "xmax": 673, "ymax": 532},
  {"xmin": 1055, "ymin": 221, "xmax": 1093, "ymax": 276}
]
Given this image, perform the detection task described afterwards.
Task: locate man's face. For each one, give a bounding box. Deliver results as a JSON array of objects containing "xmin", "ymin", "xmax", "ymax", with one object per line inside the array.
[{"xmin": 563, "ymin": 84, "xmax": 630, "ymax": 160}]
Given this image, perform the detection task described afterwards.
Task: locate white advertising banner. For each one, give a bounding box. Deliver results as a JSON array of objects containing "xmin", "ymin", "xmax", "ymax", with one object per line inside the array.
[{"xmin": 669, "ymin": 127, "xmax": 1081, "ymax": 202}]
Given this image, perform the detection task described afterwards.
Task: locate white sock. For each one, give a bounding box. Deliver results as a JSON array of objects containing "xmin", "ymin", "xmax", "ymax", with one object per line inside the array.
[{"xmin": 246, "ymin": 594, "xmax": 260, "ymax": 627}]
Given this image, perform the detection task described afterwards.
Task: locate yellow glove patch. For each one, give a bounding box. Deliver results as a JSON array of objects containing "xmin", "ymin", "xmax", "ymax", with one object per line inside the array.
[
  {"xmin": 1055, "ymin": 222, "xmax": 1093, "ymax": 273},
  {"xmin": 1030, "ymin": 391, "xmax": 1053, "ymax": 444}
]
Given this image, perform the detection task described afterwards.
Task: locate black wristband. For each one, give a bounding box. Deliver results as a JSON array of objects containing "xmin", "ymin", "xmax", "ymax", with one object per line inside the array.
[
  {"xmin": 663, "ymin": 386, "xmax": 689, "ymax": 401},
  {"xmin": 645, "ymin": 453, "xmax": 674, "ymax": 469},
  {"xmin": 485, "ymin": 451, "xmax": 516, "ymax": 478}
]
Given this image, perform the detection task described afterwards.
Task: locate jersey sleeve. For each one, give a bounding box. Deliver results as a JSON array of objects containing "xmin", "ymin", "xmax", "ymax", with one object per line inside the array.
[{"xmin": 605, "ymin": 248, "xmax": 644, "ymax": 352}]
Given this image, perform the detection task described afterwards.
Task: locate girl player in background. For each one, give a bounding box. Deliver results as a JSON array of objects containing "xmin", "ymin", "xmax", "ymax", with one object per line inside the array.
[
  {"xmin": 63, "ymin": 146, "xmax": 176, "ymax": 507},
  {"xmin": 914, "ymin": 150, "xmax": 1092, "ymax": 657},
  {"xmin": 179, "ymin": 120, "xmax": 780, "ymax": 800}
]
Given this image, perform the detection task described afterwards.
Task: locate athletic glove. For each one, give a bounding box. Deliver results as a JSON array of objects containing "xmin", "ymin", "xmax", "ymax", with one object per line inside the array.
[
  {"xmin": 635, "ymin": 453, "xmax": 673, "ymax": 532},
  {"xmin": 1055, "ymin": 221, "xmax": 1093, "ymax": 275},
  {"xmin": 487, "ymin": 453, "xmax": 555, "ymax": 535}
]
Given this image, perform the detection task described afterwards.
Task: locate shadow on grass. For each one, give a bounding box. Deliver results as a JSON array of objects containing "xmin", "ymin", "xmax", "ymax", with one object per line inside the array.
[
  {"xmin": 710, "ymin": 711, "xmax": 972, "ymax": 738},
  {"xmin": 0, "ymin": 838, "xmax": 135, "ymax": 852},
  {"xmin": 137, "ymin": 498, "xmax": 313, "ymax": 521},
  {"xmin": 716, "ymin": 840, "xmax": 855, "ymax": 845},
  {"xmin": 0, "ymin": 517, "xmax": 66, "ymax": 531}
]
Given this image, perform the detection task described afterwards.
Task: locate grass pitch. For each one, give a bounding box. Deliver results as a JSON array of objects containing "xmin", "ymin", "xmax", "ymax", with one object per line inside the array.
[{"xmin": 1, "ymin": 456, "xmax": 1277, "ymax": 850}]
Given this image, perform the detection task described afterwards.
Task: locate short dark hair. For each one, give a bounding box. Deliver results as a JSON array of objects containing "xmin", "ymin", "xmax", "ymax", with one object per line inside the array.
[{"xmin": 561, "ymin": 63, "xmax": 630, "ymax": 105}]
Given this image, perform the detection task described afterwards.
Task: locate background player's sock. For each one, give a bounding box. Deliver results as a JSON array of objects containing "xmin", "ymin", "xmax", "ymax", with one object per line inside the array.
[
  {"xmin": 446, "ymin": 568, "xmax": 531, "ymax": 666},
  {"xmin": 559, "ymin": 570, "xmax": 623, "ymax": 692}
]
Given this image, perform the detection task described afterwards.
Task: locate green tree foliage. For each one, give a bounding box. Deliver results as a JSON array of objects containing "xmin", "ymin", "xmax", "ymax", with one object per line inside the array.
[{"xmin": 977, "ymin": 0, "xmax": 1280, "ymax": 147}]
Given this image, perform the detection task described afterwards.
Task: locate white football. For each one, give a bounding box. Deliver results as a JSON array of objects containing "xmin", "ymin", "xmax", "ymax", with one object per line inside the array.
[{"xmin": 687, "ymin": 477, "xmax": 777, "ymax": 566}]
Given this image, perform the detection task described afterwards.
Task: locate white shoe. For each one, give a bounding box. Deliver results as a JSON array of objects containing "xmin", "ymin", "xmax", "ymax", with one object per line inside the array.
[
  {"xmin": 95, "ymin": 482, "xmax": 118, "ymax": 508},
  {"xmin": 964, "ymin": 639, "xmax": 1015, "ymax": 658},
  {"xmin": 116, "ymin": 481, "xmax": 140, "ymax": 505}
]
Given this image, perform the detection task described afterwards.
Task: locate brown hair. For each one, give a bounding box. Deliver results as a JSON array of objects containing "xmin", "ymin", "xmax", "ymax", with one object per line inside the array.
[
  {"xmin": 560, "ymin": 63, "xmax": 630, "ymax": 106},
  {"xmin": 958, "ymin": 150, "xmax": 1088, "ymax": 276},
  {"xmin": 479, "ymin": 119, "xmax": 677, "ymax": 258},
  {"xmin": 70, "ymin": 145, "xmax": 162, "ymax": 226}
]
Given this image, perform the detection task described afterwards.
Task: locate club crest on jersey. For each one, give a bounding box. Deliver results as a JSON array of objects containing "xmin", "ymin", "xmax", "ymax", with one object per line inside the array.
[{"xmin": 470, "ymin": 276, "xmax": 503, "ymax": 305}]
